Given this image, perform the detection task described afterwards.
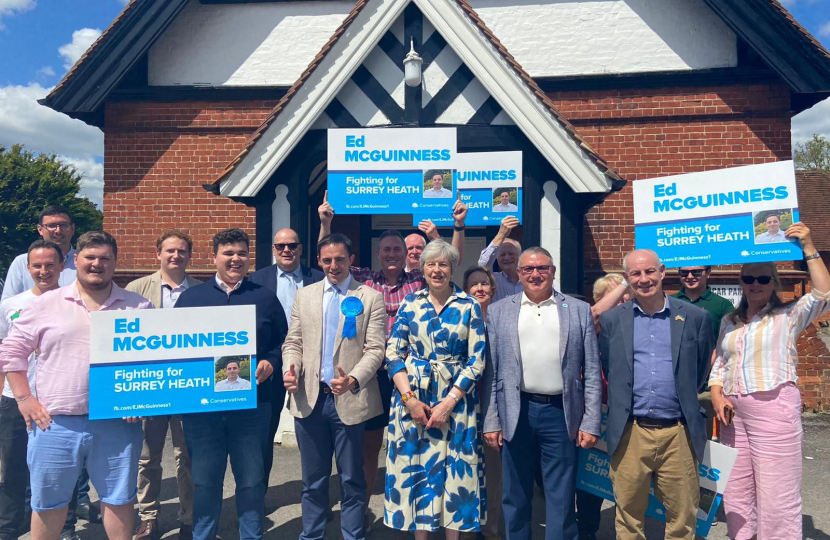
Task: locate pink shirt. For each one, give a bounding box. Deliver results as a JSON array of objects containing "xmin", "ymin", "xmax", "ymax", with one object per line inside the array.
[
  {"xmin": 710, "ymin": 289, "xmax": 830, "ymax": 395},
  {"xmin": 0, "ymin": 283, "xmax": 152, "ymax": 415}
]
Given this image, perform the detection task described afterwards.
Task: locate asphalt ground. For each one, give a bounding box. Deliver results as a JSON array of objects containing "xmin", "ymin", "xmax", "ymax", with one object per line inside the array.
[{"xmin": 30, "ymin": 414, "xmax": 830, "ymax": 540}]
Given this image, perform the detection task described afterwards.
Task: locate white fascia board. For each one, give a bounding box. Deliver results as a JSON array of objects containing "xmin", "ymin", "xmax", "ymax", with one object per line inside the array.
[
  {"xmin": 415, "ymin": 0, "xmax": 611, "ymax": 194},
  {"xmin": 220, "ymin": 0, "xmax": 408, "ymax": 198}
]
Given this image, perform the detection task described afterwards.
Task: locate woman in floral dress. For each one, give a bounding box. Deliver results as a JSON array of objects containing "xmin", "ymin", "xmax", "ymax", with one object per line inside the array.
[{"xmin": 383, "ymin": 240, "xmax": 487, "ymax": 538}]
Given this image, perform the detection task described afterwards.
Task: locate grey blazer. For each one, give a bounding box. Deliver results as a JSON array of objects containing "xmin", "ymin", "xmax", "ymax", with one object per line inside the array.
[
  {"xmin": 125, "ymin": 270, "xmax": 202, "ymax": 309},
  {"xmin": 599, "ymin": 296, "xmax": 714, "ymax": 461},
  {"xmin": 482, "ymin": 291, "xmax": 602, "ymax": 442}
]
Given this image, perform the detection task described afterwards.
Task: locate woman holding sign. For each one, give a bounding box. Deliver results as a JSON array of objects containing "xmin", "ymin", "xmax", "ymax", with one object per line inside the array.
[
  {"xmin": 384, "ymin": 240, "xmax": 487, "ymax": 538},
  {"xmin": 710, "ymin": 222, "xmax": 830, "ymax": 540}
]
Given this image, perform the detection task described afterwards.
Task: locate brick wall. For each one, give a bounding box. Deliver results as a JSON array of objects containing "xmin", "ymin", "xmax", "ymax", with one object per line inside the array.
[{"xmin": 103, "ymin": 100, "xmax": 279, "ymax": 275}]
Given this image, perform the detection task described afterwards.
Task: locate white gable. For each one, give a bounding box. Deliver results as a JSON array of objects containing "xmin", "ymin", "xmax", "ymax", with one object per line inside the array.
[{"xmin": 149, "ymin": 0, "xmax": 737, "ymax": 88}]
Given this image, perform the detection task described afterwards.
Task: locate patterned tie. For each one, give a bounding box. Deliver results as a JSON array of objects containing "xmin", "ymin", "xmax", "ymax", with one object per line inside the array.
[{"xmin": 321, "ymin": 285, "xmax": 341, "ymax": 386}]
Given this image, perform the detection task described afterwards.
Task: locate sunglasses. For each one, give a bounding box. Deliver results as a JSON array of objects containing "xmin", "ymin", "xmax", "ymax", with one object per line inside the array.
[
  {"xmin": 273, "ymin": 243, "xmax": 300, "ymax": 251},
  {"xmin": 741, "ymin": 275, "xmax": 772, "ymax": 285},
  {"xmin": 678, "ymin": 269, "xmax": 705, "ymax": 277}
]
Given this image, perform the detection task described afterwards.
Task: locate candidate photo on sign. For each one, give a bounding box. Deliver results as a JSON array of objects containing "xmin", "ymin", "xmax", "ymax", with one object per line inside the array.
[
  {"xmin": 493, "ymin": 187, "xmax": 519, "ymax": 212},
  {"xmin": 423, "ymin": 170, "xmax": 452, "ymax": 198},
  {"xmin": 214, "ymin": 355, "xmax": 252, "ymax": 391},
  {"xmin": 753, "ymin": 209, "xmax": 793, "ymax": 244}
]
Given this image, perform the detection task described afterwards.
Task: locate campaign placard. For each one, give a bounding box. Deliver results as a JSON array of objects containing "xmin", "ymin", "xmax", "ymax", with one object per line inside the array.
[
  {"xmin": 411, "ymin": 151, "xmax": 523, "ymax": 226},
  {"xmin": 327, "ymin": 128, "xmax": 458, "ymax": 214},
  {"xmin": 576, "ymin": 408, "xmax": 737, "ymax": 538},
  {"xmin": 88, "ymin": 306, "xmax": 258, "ymax": 419},
  {"xmin": 633, "ymin": 161, "xmax": 802, "ymax": 266}
]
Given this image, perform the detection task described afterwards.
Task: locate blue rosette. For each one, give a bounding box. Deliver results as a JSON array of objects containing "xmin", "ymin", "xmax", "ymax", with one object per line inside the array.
[{"xmin": 340, "ymin": 296, "xmax": 364, "ymax": 340}]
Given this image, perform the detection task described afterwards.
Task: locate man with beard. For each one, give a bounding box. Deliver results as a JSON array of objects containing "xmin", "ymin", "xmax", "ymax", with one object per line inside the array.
[{"xmin": 0, "ymin": 231, "xmax": 152, "ymax": 540}]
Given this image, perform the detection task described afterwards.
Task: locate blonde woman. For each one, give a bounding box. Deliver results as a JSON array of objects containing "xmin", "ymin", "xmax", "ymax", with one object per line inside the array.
[{"xmin": 710, "ymin": 222, "xmax": 830, "ymax": 540}]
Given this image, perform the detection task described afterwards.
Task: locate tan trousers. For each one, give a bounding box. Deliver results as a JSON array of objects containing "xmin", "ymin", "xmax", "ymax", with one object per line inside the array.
[
  {"xmin": 609, "ymin": 421, "xmax": 698, "ymax": 540},
  {"xmin": 137, "ymin": 415, "xmax": 193, "ymax": 525}
]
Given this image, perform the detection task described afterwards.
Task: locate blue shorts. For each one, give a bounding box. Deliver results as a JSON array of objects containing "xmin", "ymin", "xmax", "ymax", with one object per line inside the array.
[{"xmin": 27, "ymin": 415, "xmax": 143, "ymax": 512}]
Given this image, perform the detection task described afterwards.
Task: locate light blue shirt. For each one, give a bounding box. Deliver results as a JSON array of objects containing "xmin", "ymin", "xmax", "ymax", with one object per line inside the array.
[
  {"xmin": 277, "ymin": 266, "xmax": 304, "ymax": 322},
  {"xmin": 1, "ymin": 248, "xmax": 77, "ymax": 302},
  {"xmin": 423, "ymin": 187, "xmax": 452, "ymax": 198},
  {"xmin": 321, "ymin": 274, "xmax": 350, "ymax": 384},
  {"xmin": 631, "ymin": 296, "xmax": 681, "ymax": 420},
  {"xmin": 755, "ymin": 231, "xmax": 789, "ymax": 244}
]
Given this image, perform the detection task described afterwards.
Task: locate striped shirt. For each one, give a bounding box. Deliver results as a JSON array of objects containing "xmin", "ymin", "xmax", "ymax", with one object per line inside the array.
[{"xmin": 710, "ymin": 289, "xmax": 830, "ymax": 395}]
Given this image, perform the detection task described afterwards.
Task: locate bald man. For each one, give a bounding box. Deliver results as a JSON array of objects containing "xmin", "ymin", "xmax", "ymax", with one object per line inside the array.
[
  {"xmin": 250, "ymin": 228, "xmax": 324, "ymax": 484},
  {"xmin": 404, "ymin": 233, "xmax": 426, "ymax": 273}
]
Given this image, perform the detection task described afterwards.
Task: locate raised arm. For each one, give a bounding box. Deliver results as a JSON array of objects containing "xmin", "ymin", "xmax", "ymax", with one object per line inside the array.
[
  {"xmin": 318, "ymin": 189, "xmax": 334, "ymax": 241},
  {"xmin": 450, "ymin": 195, "xmax": 468, "ymax": 262},
  {"xmin": 478, "ymin": 216, "xmax": 518, "ymax": 267},
  {"xmin": 788, "ymin": 222, "xmax": 830, "ymax": 294}
]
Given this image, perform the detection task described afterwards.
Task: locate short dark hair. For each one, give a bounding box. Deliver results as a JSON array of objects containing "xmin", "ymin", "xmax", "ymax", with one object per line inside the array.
[
  {"xmin": 226, "ymin": 360, "xmax": 240, "ymax": 369},
  {"xmin": 157, "ymin": 229, "xmax": 193, "ymax": 253},
  {"xmin": 39, "ymin": 205, "xmax": 74, "ymax": 224},
  {"xmin": 27, "ymin": 239, "xmax": 63, "ymax": 263},
  {"xmin": 317, "ymin": 233, "xmax": 353, "ymax": 256},
  {"xmin": 77, "ymin": 231, "xmax": 118, "ymax": 257},
  {"xmin": 378, "ymin": 229, "xmax": 405, "ymax": 250},
  {"xmin": 213, "ymin": 229, "xmax": 249, "ymax": 254}
]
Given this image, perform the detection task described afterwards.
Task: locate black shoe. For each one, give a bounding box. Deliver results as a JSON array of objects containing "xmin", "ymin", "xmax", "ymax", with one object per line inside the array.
[
  {"xmin": 60, "ymin": 532, "xmax": 81, "ymax": 540},
  {"xmin": 77, "ymin": 501, "xmax": 103, "ymax": 524},
  {"xmin": 578, "ymin": 533, "xmax": 597, "ymax": 540},
  {"xmin": 178, "ymin": 523, "xmax": 193, "ymax": 540}
]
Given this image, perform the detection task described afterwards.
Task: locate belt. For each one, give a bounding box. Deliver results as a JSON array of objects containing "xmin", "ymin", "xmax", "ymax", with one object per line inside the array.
[
  {"xmin": 521, "ymin": 392, "xmax": 563, "ymax": 404},
  {"xmin": 633, "ymin": 416, "xmax": 685, "ymax": 429},
  {"xmin": 319, "ymin": 382, "xmax": 333, "ymax": 394}
]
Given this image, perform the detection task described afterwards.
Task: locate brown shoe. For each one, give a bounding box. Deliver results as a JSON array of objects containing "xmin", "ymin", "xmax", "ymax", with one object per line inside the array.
[{"xmin": 135, "ymin": 520, "xmax": 160, "ymax": 540}]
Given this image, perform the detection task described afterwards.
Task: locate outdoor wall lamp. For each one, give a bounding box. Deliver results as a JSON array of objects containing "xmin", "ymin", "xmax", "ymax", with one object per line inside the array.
[{"xmin": 403, "ymin": 38, "xmax": 423, "ymax": 87}]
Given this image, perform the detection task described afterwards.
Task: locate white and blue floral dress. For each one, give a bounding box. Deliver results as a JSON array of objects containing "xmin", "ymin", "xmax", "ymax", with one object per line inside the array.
[{"xmin": 383, "ymin": 286, "xmax": 487, "ymax": 532}]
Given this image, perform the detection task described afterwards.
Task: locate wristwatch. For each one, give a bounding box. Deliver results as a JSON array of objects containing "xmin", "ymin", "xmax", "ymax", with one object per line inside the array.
[{"xmin": 805, "ymin": 252, "xmax": 821, "ymax": 261}]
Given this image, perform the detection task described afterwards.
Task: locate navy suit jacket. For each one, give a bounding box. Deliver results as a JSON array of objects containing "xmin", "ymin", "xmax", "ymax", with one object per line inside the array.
[
  {"xmin": 598, "ymin": 296, "xmax": 714, "ymax": 461},
  {"xmin": 249, "ymin": 264, "xmax": 324, "ymax": 294}
]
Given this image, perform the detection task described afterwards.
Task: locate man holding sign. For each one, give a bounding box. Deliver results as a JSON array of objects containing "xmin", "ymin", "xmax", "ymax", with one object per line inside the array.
[
  {"xmin": 175, "ymin": 229, "xmax": 287, "ymax": 540},
  {"xmin": 282, "ymin": 233, "xmax": 386, "ymax": 540},
  {"xmin": 0, "ymin": 231, "xmax": 152, "ymax": 540}
]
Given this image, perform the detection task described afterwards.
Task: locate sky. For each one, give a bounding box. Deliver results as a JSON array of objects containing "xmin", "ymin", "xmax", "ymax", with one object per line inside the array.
[{"xmin": 0, "ymin": 0, "xmax": 829, "ymax": 210}]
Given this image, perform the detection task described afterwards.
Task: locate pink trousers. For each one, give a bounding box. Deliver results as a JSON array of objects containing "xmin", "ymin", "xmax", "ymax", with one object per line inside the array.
[{"xmin": 720, "ymin": 382, "xmax": 802, "ymax": 540}]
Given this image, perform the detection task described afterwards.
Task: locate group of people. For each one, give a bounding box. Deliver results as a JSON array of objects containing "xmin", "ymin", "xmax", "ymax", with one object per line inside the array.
[{"xmin": 0, "ymin": 202, "xmax": 827, "ymax": 540}]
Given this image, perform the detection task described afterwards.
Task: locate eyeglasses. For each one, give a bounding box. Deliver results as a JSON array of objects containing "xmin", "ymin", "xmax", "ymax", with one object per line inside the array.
[
  {"xmin": 42, "ymin": 223, "xmax": 72, "ymax": 231},
  {"xmin": 741, "ymin": 275, "xmax": 772, "ymax": 285},
  {"xmin": 273, "ymin": 243, "xmax": 300, "ymax": 251},
  {"xmin": 678, "ymin": 269, "xmax": 705, "ymax": 277},
  {"xmin": 518, "ymin": 265, "xmax": 552, "ymax": 276}
]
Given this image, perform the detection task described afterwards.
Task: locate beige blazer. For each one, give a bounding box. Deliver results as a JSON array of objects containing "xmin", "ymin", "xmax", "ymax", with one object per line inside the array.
[
  {"xmin": 282, "ymin": 278, "xmax": 386, "ymax": 425},
  {"xmin": 125, "ymin": 270, "xmax": 202, "ymax": 309}
]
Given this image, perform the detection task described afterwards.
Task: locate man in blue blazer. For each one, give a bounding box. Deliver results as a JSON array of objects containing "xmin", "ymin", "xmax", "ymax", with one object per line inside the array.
[
  {"xmin": 249, "ymin": 228, "xmax": 323, "ymax": 484},
  {"xmin": 598, "ymin": 249, "xmax": 714, "ymax": 540},
  {"xmin": 482, "ymin": 247, "xmax": 602, "ymax": 540}
]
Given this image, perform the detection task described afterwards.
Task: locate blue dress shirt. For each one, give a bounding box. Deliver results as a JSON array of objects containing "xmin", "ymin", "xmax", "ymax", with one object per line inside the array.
[{"xmin": 631, "ymin": 297, "xmax": 682, "ymax": 419}]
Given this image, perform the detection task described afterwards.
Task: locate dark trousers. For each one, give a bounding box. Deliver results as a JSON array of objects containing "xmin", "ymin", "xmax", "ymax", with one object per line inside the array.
[
  {"xmin": 502, "ymin": 395, "xmax": 578, "ymax": 540},
  {"xmin": 264, "ymin": 378, "xmax": 286, "ymax": 485},
  {"xmin": 183, "ymin": 403, "xmax": 271, "ymax": 540},
  {"xmin": 295, "ymin": 391, "xmax": 366, "ymax": 540},
  {"xmin": 575, "ymin": 490, "xmax": 603, "ymax": 536}
]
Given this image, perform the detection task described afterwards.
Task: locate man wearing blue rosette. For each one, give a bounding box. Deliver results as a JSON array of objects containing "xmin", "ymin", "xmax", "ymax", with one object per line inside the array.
[{"xmin": 282, "ymin": 233, "xmax": 387, "ymax": 540}]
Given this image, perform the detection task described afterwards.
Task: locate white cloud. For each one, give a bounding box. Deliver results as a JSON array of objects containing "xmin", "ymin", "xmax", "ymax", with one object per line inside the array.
[
  {"xmin": 0, "ymin": 0, "xmax": 35, "ymax": 28},
  {"xmin": 60, "ymin": 156, "xmax": 104, "ymax": 208},
  {"xmin": 792, "ymin": 96, "xmax": 830, "ymax": 147},
  {"xmin": 58, "ymin": 28, "xmax": 102, "ymax": 70},
  {"xmin": 819, "ymin": 21, "xmax": 830, "ymax": 37},
  {"xmin": 36, "ymin": 65, "xmax": 55, "ymax": 77},
  {"xmin": 0, "ymin": 82, "xmax": 104, "ymax": 207}
]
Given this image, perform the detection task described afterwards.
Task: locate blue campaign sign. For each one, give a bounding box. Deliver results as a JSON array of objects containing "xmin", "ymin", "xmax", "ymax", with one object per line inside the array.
[
  {"xmin": 412, "ymin": 187, "xmax": 523, "ymax": 227},
  {"xmin": 576, "ymin": 407, "xmax": 737, "ymax": 538},
  {"xmin": 88, "ymin": 306, "xmax": 258, "ymax": 419},
  {"xmin": 327, "ymin": 128, "xmax": 458, "ymax": 214},
  {"xmin": 633, "ymin": 161, "xmax": 802, "ymax": 266}
]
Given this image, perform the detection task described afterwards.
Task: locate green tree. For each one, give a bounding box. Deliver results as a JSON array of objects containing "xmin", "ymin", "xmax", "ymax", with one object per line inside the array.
[
  {"xmin": 794, "ymin": 134, "xmax": 830, "ymax": 171},
  {"xmin": 0, "ymin": 145, "xmax": 103, "ymax": 277}
]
